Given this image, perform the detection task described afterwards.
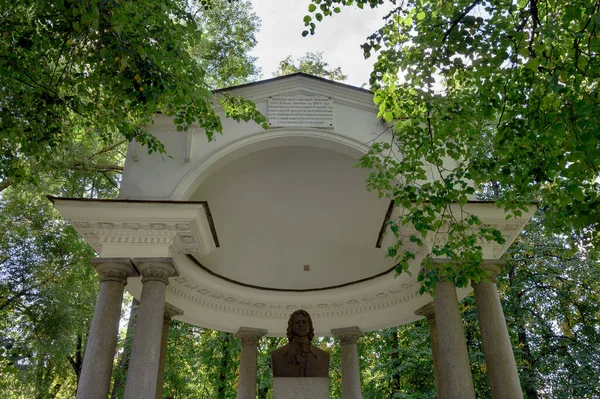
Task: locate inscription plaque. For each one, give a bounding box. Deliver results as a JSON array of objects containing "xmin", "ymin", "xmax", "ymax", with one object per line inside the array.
[{"xmin": 268, "ymin": 95, "xmax": 334, "ymax": 128}]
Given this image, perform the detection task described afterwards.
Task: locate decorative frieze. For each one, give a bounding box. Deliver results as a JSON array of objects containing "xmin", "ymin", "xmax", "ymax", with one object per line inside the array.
[
  {"xmin": 168, "ymin": 275, "xmax": 420, "ymax": 320},
  {"xmin": 50, "ymin": 198, "xmax": 218, "ymax": 258},
  {"xmin": 71, "ymin": 220, "xmax": 208, "ymax": 255}
]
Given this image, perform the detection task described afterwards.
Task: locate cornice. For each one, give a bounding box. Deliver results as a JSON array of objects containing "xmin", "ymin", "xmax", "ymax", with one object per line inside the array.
[
  {"xmin": 167, "ymin": 274, "xmax": 420, "ymax": 321},
  {"xmin": 50, "ymin": 198, "xmax": 218, "ymax": 256}
]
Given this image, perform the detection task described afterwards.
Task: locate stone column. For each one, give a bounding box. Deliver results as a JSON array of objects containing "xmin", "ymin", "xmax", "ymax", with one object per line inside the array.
[
  {"xmin": 415, "ymin": 302, "xmax": 444, "ymax": 399},
  {"xmin": 434, "ymin": 280, "xmax": 476, "ymax": 399},
  {"xmin": 124, "ymin": 258, "xmax": 177, "ymax": 399},
  {"xmin": 331, "ymin": 327, "xmax": 363, "ymax": 399},
  {"xmin": 235, "ymin": 327, "xmax": 267, "ymax": 399},
  {"xmin": 77, "ymin": 258, "xmax": 136, "ymax": 399},
  {"xmin": 473, "ymin": 263, "xmax": 523, "ymax": 399},
  {"xmin": 155, "ymin": 303, "xmax": 183, "ymax": 399}
]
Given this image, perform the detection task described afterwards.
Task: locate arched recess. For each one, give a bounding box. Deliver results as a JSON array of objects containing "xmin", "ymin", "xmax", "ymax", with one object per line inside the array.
[{"xmin": 171, "ymin": 128, "xmax": 372, "ymax": 201}]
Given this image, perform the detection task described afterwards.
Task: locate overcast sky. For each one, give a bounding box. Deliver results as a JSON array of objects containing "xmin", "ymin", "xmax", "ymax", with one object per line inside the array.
[{"xmin": 250, "ymin": 0, "xmax": 391, "ymax": 87}]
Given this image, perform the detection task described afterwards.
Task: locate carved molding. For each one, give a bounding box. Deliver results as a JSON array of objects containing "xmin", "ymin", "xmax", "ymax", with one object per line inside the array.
[
  {"xmin": 331, "ymin": 326, "xmax": 363, "ymax": 345},
  {"xmin": 167, "ymin": 275, "xmax": 420, "ymax": 320},
  {"xmin": 133, "ymin": 258, "xmax": 178, "ymax": 285},
  {"xmin": 99, "ymin": 269, "xmax": 129, "ymax": 284},
  {"xmin": 401, "ymin": 222, "xmax": 525, "ymax": 259},
  {"xmin": 72, "ymin": 221, "xmax": 208, "ymax": 255},
  {"xmin": 471, "ymin": 262, "xmax": 505, "ymax": 286},
  {"xmin": 235, "ymin": 327, "xmax": 268, "ymax": 346},
  {"xmin": 91, "ymin": 258, "xmax": 137, "ymax": 285}
]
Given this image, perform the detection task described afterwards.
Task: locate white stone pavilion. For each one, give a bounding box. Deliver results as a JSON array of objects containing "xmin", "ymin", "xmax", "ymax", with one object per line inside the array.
[{"xmin": 52, "ymin": 74, "xmax": 535, "ymax": 399}]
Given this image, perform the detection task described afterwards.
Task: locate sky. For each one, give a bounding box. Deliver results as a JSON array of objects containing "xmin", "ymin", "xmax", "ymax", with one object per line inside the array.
[{"xmin": 249, "ymin": 0, "xmax": 391, "ymax": 88}]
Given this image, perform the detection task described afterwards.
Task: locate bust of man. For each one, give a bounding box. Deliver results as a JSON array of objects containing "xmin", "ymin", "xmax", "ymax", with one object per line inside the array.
[{"xmin": 271, "ymin": 309, "xmax": 330, "ymax": 378}]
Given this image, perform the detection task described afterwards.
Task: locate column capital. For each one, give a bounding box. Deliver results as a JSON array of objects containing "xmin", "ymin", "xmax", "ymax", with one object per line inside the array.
[
  {"xmin": 132, "ymin": 258, "xmax": 178, "ymax": 284},
  {"xmin": 471, "ymin": 261, "xmax": 506, "ymax": 287},
  {"xmin": 163, "ymin": 303, "xmax": 183, "ymax": 324},
  {"xmin": 415, "ymin": 302, "xmax": 435, "ymax": 319},
  {"xmin": 91, "ymin": 258, "xmax": 138, "ymax": 284},
  {"xmin": 235, "ymin": 327, "xmax": 267, "ymax": 345},
  {"xmin": 331, "ymin": 326, "xmax": 363, "ymax": 345}
]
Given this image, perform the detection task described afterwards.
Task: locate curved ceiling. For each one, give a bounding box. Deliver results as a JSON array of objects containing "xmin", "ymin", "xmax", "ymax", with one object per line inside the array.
[{"xmin": 190, "ymin": 145, "xmax": 395, "ymax": 290}]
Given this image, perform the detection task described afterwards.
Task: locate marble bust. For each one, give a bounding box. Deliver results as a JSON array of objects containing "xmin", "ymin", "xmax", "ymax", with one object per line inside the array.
[{"xmin": 271, "ymin": 310, "xmax": 330, "ymax": 377}]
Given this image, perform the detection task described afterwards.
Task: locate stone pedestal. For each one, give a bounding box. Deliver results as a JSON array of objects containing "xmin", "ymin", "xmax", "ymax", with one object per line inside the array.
[
  {"xmin": 124, "ymin": 258, "xmax": 177, "ymax": 399},
  {"xmin": 434, "ymin": 280, "xmax": 476, "ymax": 399},
  {"xmin": 473, "ymin": 263, "xmax": 523, "ymax": 399},
  {"xmin": 77, "ymin": 259, "xmax": 136, "ymax": 399},
  {"xmin": 236, "ymin": 327, "xmax": 267, "ymax": 399},
  {"xmin": 415, "ymin": 302, "xmax": 444, "ymax": 399},
  {"xmin": 155, "ymin": 303, "xmax": 183, "ymax": 399},
  {"xmin": 331, "ymin": 327, "xmax": 362, "ymax": 399},
  {"xmin": 273, "ymin": 377, "xmax": 329, "ymax": 399}
]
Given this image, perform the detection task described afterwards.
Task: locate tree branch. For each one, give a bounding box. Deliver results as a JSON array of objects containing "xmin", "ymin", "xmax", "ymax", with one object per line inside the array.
[
  {"xmin": 0, "ymin": 178, "xmax": 14, "ymax": 193},
  {"xmin": 442, "ymin": 0, "xmax": 483, "ymax": 42},
  {"xmin": 88, "ymin": 139, "xmax": 128, "ymax": 160},
  {"xmin": 55, "ymin": 161, "xmax": 124, "ymax": 173}
]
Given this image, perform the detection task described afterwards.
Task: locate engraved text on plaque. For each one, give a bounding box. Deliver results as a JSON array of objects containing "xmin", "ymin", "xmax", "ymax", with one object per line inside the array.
[{"xmin": 268, "ymin": 96, "xmax": 334, "ymax": 128}]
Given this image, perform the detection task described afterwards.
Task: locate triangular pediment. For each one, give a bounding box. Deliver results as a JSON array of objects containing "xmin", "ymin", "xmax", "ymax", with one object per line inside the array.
[{"xmin": 217, "ymin": 73, "xmax": 377, "ymax": 112}]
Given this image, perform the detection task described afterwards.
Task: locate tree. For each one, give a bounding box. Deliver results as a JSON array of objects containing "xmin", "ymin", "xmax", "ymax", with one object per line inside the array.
[
  {"xmin": 0, "ymin": 0, "xmax": 267, "ymax": 193},
  {"xmin": 360, "ymin": 324, "xmax": 437, "ymax": 398},
  {"xmin": 302, "ymin": 0, "xmax": 600, "ymax": 290},
  {"xmin": 160, "ymin": 325, "xmax": 239, "ymax": 399},
  {"xmin": 273, "ymin": 52, "xmax": 348, "ymax": 82},
  {"xmin": 0, "ymin": 175, "xmax": 113, "ymax": 398},
  {"xmin": 192, "ymin": 0, "xmax": 262, "ymax": 89}
]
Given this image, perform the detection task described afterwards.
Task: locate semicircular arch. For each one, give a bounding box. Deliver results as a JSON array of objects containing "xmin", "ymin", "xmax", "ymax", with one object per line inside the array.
[{"xmin": 171, "ymin": 128, "xmax": 371, "ymax": 201}]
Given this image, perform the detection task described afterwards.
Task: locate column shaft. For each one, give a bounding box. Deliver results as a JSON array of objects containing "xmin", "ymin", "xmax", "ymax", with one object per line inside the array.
[
  {"xmin": 124, "ymin": 259, "xmax": 176, "ymax": 399},
  {"xmin": 473, "ymin": 265, "xmax": 523, "ymax": 399},
  {"xmin": 332, "ymin": 327, "xmax": 362, "ymax": 399},
  {"xmin": 415, "ymin": 303, "xmax": 444, "ymax": 399},
  {"xmin": 434, "ymin": 281, "xmax": 476, "ymax": 399},
  {"xmin": 236, "ymin": 327, "xmax": 267, "ymax": 399},
  {"xmin": 77, "ymin": 259, "xmax": 135, "ymax": 399}
]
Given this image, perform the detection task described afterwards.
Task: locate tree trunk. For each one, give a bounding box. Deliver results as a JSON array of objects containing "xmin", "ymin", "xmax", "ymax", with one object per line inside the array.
[
  {"xmin": 68, "ymin": 333, "xmax": 84, "ymax": 386},
  {"xmin": 389, "ymin": 327, "xmax": 401, "ymax": 395},
  {"xmin": 111, "ymin": 298, "xmax": 140, "ymax": 399},
  {"xmin": 258, "ymin": 337, "xmax": 281, "ymax": 399},
  {"xmin": 518, "ymin": 324, "xmax": 539, "ymax": 399},
  {"xmin": 217, "ymin": 332, "xmax": 232, "ymax": 399},
  {"xmin": 508, "ymin": 264, "xmax": 539, "ymax": 399}
]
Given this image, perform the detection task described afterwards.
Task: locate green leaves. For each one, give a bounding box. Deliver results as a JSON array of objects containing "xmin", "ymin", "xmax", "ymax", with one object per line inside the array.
[
  {"xmin": 273, "ymin": 52, "xmax": 348, "ymax": 82},
  {"xmin": 0, "ymin": 0, "xmax": 265, "ymax": 192},
  {"xmin": 316, "ymin": 0, "xmax": 600, "ymax": 291}
]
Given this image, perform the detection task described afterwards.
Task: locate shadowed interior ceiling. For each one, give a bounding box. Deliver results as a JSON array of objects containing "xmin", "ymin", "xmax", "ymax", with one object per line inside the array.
[{"xmin": 190, "ymin": 145, "xmax": 395, "ymax": 290}]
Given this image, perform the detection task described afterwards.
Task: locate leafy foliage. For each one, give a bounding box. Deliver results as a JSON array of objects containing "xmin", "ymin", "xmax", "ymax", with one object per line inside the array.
[
  {"xmin": 193, "ymin": 0, "xmax": 262, "ymax": 89},
  {"xmin": 0, "ymin": 0, "xmax": 267, "ymax": 192},
  {"xmin": 303, "ymin": 0, "xmax": 600, "ymax": 292},
  {"xmin": 161, "ymin": 324, "xmax": 239, "ymax": 399},
  {"xmin": 273, "ymin": 52, "xmax": 348, "ymax": 82},
  {"xmin": 0, "ymin": 178, "xmax": 113, "ymax": 398},
  {"xmin": 361, "ymin": 324, "xmax": 436, "ymax": 398}
]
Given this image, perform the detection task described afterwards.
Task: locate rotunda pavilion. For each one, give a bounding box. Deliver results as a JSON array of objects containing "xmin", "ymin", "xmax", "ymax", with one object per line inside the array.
[{"xmin": 51, "ymin": 73, "xmax": 535, "ymax": 399}]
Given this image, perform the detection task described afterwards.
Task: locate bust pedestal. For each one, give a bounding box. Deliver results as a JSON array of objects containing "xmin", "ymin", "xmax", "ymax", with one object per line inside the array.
[{"xmin": 273, "ymin": 377, "xmax": 329, "ymax": 399}]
